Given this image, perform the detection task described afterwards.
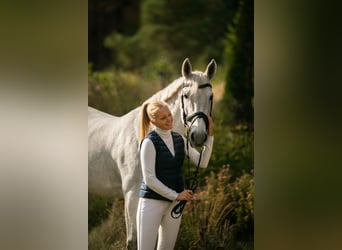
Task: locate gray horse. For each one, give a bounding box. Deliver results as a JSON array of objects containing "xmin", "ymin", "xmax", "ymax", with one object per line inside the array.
[{"xmin": 88, "ymin": 58, "xmax": 217, "ymax": 249}]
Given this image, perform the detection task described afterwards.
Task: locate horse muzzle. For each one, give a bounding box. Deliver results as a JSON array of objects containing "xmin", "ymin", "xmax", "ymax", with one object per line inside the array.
[{"xmin": 186, "ymin": 112, "xmax": 209, "ymax": 147}]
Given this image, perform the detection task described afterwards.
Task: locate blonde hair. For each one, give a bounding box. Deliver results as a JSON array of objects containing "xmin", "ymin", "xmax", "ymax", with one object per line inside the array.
[{"xmin": 140, "ymin": 100, "xmax": 169, "ymax": 142}]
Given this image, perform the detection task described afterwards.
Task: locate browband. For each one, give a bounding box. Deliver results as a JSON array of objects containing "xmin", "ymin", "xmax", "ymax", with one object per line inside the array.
[
  {"xmin": 198, "ymin": 83, "xmax": 212, "ymax": 89},
  {"xmin": 183, "ymin": 83, "xmax": 212, "ymax": 89}
]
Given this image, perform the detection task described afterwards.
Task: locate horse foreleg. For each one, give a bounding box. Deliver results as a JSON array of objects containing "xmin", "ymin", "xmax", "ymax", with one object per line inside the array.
[{"xmin": 124, "ymin": 188, "xmax": 139, "ymax": 250}]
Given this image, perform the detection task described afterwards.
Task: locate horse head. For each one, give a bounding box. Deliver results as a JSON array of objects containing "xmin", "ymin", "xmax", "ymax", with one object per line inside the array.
[{"xmin": 180, "ymin": 58, "xmax": 217, "ymax": 147}]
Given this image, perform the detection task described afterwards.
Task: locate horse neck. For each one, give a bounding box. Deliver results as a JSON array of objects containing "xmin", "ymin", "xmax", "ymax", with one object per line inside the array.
[
  {"xmin": 144, "ymin": 77, "xmax": 186, "ymax": 136},
  {"xmin": 166, "ymin": 93, "xmax": 187, "ymax": 136}
]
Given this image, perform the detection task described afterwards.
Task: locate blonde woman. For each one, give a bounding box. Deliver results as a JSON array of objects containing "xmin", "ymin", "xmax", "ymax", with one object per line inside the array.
[{"xmin": 137, "ymin": 100, "xmax": 214, "ymax": 250}]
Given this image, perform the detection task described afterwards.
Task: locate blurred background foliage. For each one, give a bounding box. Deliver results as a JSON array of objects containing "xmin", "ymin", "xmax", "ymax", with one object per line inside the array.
[{"xmin": 89, "ymin": 0, "xmax": 253, "ymax": 248}]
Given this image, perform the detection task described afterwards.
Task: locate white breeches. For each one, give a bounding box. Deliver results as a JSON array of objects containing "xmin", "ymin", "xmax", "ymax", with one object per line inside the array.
[{"xmin": 136, "ymin": 198, "xmax": 182, "ymax": 250}]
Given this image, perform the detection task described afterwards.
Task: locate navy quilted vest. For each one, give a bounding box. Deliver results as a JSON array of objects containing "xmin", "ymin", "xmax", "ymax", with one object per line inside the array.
[{"xmin": 139, "ymin": 130, "xmax": 185, "ymax": 202}]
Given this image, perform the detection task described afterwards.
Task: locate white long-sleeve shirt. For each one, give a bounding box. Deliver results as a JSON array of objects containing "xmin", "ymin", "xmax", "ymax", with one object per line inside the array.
[{"xmin": 140, "ymin": 127, "xmax": 214, "ymax": 201}]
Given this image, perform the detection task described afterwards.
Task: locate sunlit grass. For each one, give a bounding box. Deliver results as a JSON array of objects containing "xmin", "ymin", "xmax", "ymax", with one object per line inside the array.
[{"xmin": 88, "ymin": 199, "xmax": 126, "ymax": 250}]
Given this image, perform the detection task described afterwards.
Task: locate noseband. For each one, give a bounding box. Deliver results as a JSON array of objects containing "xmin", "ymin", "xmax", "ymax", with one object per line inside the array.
[{"xmin": 186, "ymin": 112, "xmax": 209, "ymax": 130}]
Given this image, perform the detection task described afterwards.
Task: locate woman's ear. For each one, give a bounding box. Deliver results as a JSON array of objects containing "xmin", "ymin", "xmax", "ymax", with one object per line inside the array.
[{"xmin": 150, "ymin": 118, "xmax": 156, "ymax": 125}]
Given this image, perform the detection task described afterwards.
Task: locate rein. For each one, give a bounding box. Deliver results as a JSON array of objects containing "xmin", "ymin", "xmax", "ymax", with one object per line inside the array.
[
  {"xmin": 171, "ymin": 141, "xmax": 203, "ymax": 219},
  {"xmin": 171, "ymin": 82, "xmax": 212, "ymax": 219}
]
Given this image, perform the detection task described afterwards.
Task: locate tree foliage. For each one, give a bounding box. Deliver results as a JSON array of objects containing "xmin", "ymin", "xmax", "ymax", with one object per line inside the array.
[
  {"xmin": 88, "ymin": 0, "xmax": 141, "ymax": 70},
  {"xmin": 139, "ymin": 0, "xmax": 238, "ymax": 65},
  {"xmin": 221, "ymin": 0, "xmax": 254, "ymax": 127},
  {"xmin": 90, "ymin": 0, "xmax": 239, "ymax": 71}
]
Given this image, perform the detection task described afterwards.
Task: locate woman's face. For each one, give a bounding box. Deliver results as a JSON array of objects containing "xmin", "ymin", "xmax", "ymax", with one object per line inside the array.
[{"xmin": 151, "ymin": 106, "xmax": 173, "ymax": 130}]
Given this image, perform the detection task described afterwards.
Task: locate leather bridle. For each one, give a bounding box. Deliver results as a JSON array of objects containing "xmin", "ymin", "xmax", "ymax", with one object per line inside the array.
[
  {"xmin": 180, "ymin": 82, "xmax": 213, "ymax": 131},
  {"xmin": 171, "ymin": 82, "xmax": 213, "ymax": 219}
]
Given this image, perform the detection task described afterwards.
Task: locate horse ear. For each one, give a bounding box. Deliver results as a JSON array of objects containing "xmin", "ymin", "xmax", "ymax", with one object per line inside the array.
[
  {"xmin": 181, "ymin": 58, "xmax": 192, "ymax": 79},
  {"xmin": 205, "ymin": 59, "xmax": 217, "ymax": 80}
]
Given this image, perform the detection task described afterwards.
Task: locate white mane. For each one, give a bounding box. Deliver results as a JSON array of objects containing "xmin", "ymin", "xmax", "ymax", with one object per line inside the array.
[{"xmin": 144, "ymin": 77, "xmax": 184, "ymax": 104}]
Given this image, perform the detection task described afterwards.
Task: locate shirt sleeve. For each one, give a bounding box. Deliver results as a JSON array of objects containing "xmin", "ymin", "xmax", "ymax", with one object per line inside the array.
[
  {"xmin": 140, "ymin": 138, "xmax": 179, "ymax": 201},
  {"xmin": 186, "ymin": 136, "xmax": 214, "ymax": 168}
]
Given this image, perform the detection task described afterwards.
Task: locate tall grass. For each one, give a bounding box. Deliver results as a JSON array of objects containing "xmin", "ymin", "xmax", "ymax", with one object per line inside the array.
[
  {"xmin": 88, "ymin": 167, "xmax": 254, "ymax": 250},
  {"xmin": 177, "ymin": 166, "xmax": 254, "ymax": 249},
  {"xmin": 88, "ymin": 199, "xmax": 126, "ymax": 250}
]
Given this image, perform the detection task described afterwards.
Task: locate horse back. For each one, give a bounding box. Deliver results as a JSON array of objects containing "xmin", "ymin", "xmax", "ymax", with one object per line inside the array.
[{"xmin": 88, "ymin": 106, "xmax": 141, "ymax": 197}]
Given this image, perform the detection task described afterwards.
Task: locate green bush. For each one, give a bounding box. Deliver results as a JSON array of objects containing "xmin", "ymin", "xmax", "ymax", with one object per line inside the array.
[
  {"xmin": 88, "ymin": 66, "xmax": 161, "ymax": 115},
  {"xmin": 201, "ymin": 122, "xmax": 254, "ymax": 181}
]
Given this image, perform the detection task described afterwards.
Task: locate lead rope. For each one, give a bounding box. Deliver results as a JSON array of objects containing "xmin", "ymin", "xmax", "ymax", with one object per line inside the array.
[{"xmin": 171, "ymin": 134, "xmax": 204, "ymax": 219}]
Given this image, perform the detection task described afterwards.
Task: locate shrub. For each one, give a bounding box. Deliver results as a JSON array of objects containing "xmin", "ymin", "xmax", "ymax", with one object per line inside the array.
[
  {"xmin": 88, "ymin": 66, "xmax": 162, "ymax": 115},
  {"xmin": 178, "ymin": 166, "xmax": 254, "ymax": 249},
  {"xmin": 206, "ymin": 122, "xmax": 254, "ymax": 180},
  {"xmin": 88, "ymin": 68, "xmax": 140, "ymax": 115}
]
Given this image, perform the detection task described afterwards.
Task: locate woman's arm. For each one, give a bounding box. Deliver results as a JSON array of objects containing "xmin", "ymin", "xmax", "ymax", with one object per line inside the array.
[
  {"xmin": 187, "ymin": 115, "xmax": 214, "ymax": 168},
  {"xmin": 140, "ymin": 139, "xmax": 179, "ymax": 201},
  {"xmin": 187, "ymin": 136, "xmax": 214, "ymax": 168}
]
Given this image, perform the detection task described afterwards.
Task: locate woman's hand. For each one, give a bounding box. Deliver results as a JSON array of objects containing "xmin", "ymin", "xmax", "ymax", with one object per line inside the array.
[
  {"xmin": 207, "ymin": 114, "xmax": 214, "ymax": 136},
  {"xmin": 176, "ymin": 189, "xmax": 193, "ymax": 201}
]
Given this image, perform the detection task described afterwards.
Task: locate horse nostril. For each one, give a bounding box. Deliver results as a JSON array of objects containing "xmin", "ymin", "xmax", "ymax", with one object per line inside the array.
[
  {"xmin": 190, "ymin": 132, "xmax": 195, "ymax": 142},
  {"xmin": 190, "ymin": 131, "xmax": 207, "ymax": 147}
]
